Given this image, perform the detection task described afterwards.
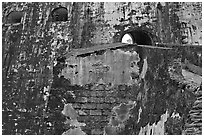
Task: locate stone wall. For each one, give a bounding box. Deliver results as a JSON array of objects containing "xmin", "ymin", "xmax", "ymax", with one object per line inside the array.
[
  {"xmin": 2, "ymin": 2, "xmax": 202, "ymax": 135},
  {"xmin": 45, "ymin": 44, "xmax": 199, "ymax": 135}
]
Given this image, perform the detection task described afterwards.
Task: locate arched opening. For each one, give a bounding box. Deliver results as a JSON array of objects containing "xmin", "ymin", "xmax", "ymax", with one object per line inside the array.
[
  {"xmin": 121, "ymin": 33, "xmax": 134, "ymax": 44},
  {"xmin": 7, "ymin": 11, "xmax": 23, "ymax": 24},
  {"xmin": 121, "ymin": 29, "xmax": 153, "ymax": 74},
  {"xmin": 51, "ymin": 7, "xmax": 68, "ymax": 22},
  {"xmin": 121, "ymin": 30, "xmax": 152, "ymax": 45}
]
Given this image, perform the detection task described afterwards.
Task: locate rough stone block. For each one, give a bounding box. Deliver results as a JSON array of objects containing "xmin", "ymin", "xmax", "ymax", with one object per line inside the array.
[
  {"xmin": 90, "ymin": 110, "xmax": 102, "ymax": 116},
  {"xmin": 73, "ymin": 90, "xmax": 84, "ymax": 96},
  {"xmin": 105, "ymin": 96, "xmax": 116, "ymax": 103},
  {"xmin": 90, "ymin": 91, "xmax": 97, "ymax": 97},
  {"xmin": 72, "ymin": 103, "xmax": 81, "ymax": 109},
  {"xmin": 76, "ymin": 97, "xmax": 88, "ymax": 103},
  {"xmin": 78, "ymin": 110, "xmax": 88, "ymax": 115},
  {"xmin": 89, "ymin": 97, "xmax": 104, "ymax": 103},
  {"xmin": 95, "ymin": 91, "xmax": 104, "ymax": 97},
  {"xmin": 89, "ymin": 97, "xmax": 96, "ymax": 103},
  {"xmin": 91, "ymin": 128, "xmax": 104, "ymax": 135},
  {"xmin": 102, "ymin": 110, "xmax": 112, "ymax": 116},
  {"xmin": 96, "ymin": 104, "xmax": 111, "ymax": 109},
  {"xmin": 82, "ymin": 90, "xmax": 91, "ymax": 97},
  {"xmin": 77, "ymin": 116, "xmax": 89, "ymax": 122},
  {"xmin": 118, "ymin": 84, "xmax": 128, "ymax": 91},
  {"xmin": 81, "ymin": 104, "xmax": 96, "ymax": 109},
  {"xmin": 97, "ymin": 98, "xmax": 104, "ymax": 103},
  {"xmin": 89, "ymin": 115, "xmax": 108, "ymax": 122},
  {"xmin": 92, "ymin": 84, "xmax": 106, "ymax": 91},
  {"xmin": 99, "ymin": 116, "xmax": 109, "ymax": 122}
]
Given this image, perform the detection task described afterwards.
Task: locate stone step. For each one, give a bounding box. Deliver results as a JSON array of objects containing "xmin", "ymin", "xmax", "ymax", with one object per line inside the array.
[
  {"xmin": 189, "ymin": 117, "xmax": 202, "ymax": 122},
  {"xmin": 192, "ymin": 103, "xmax": 202, "ymax": 109},
  {"xmin": 194, "ymin": 93, "xmax": 202, "ymax": 98},
  {"xmin": 196, "ymin": 99, "xmax": 202, "ymax": 103},
  {"xmin": 185, "ymin": 128, "xmax": 201, "ymax": 133},
  {"xmin": 189, "ymin": 112, "xmax": 202, "ymax": 116},
  {"xmin": 185, "ymin": 128, "xmax": 195, "ymax": 132},
  {"xmin": 189, "ymin": 109, "xmax": 202, "ymax": 113},
  {"xmin": 196, "ymin": 96, "xmax": 202, "ymax": 100},
  {"xmin": 185, "ymin": 123, "xmax": 202, "ymax": 128},
  {"xmin": 186, "ymin": 131, "xmax": 202, "ymax": 135}
]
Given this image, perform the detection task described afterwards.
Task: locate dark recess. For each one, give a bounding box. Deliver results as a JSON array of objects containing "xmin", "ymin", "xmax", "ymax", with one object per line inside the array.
[
  {"xmin": 7, "ymin": 11, "xmax": 23, "ymax": 24},
  {"xmin": 51, "ymin": 7, "xmax": 68, "ymax": 22},
  {"xmin": 121, "ymin": 30, "xmax": 153, "ymax": 72}
]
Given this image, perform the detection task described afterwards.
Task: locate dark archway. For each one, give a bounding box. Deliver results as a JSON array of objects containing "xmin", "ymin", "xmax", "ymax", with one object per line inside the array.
[
  {"xmin": 51, "ymin": 7, "xmax": 68, "ymax": 22},
  {"xmin": 121, "ymin": 29, "xmax": 153, "ymax": 45},
  {"xmin": 121, "ymin": 29, "xmax": 153, "ymax": 74},
  {"xmin": 7, "ymin": 11, "xmax": 23, "ymax": 24}
]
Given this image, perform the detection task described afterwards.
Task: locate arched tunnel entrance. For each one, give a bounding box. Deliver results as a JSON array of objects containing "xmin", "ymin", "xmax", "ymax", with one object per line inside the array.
[
  {"xmin": 121, "ymin": 30, "xmax": 153, "ymax": 45},
  {"xmin": 121, "ymin": 30, "xmax": 153, "ymax": 74}
]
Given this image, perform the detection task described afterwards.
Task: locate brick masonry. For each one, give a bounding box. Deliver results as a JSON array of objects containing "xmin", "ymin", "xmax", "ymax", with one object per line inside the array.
[{"xmin": 67, "ymin": 85, "xmax": 135, "ymax": 134}]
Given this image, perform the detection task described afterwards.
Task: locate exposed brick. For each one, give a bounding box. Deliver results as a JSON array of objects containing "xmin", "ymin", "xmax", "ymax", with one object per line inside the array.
[
  {"xmin": 92, "ymin": 84, "xmax": 106, "ymax": 91},
  {"xmin": 89, "ymin": 97, "xmax": 95, "ymax": 103},
  {"xmin": 78, "ymin": 110, "xmax": 88, "ymax": 115},
  {"xmin": 95, "ymin": 91, "xmax": 104, "ymax": 97},
  {"xmin": 90, "ymin": 91, "xmax": 97, "ymax": 97},
  {"xmin": 81, "ymin": 104, "xmax": 96, "ymax": 109},
  {"xmin": 100, "ymin": 121, "xmax": 109, "ymax": 128},
  {"xmin": 102, "ymin": 110, "xmax": 112, "ymax": 116},
  {"xmin": 96, "ymin": 104, "xmax": 111, "ymax": 109},
  {"xmin": 105, "ymin": 96, "xmax": 116, "ymax": 103},
  {"xmin": 97, "ymin": 98, "xmax": 104, "ymax": 103},
  {"xmin": 89, "ymin": 116, "xmax": 104, "ymax": 122},
  {"xmin": 72, "ymin": 103, "xmax": 81, "ymax": 109},
  {"xmin": 91, "ymin": 128, "xmax": 104, "ymax": 135},
  {"xmin": 105, "ymin": 90, "xmax": 114, "ymax": 95},
  {"xmin": 90, "ymin": 116, "xmax": 108, "ymax": 122},
  {"xmin": 73, "ymin": 90, "xmax": 84, "ymax": 96},
  {"xmin": 118, "ymin": 84, "xmax": 128, "ymax": 91},
  {"xmin": 76, "ymin": 97, "xmax": 88, "ymax": 103},
  {"xmin": 78, "ymin": 116, "xmax": 90, "ymax": 122},
  {"xmin": 82, "ymin": 90, "xmax": 91, "ymax": 97},
  {"xmin": 90, "ymin": 110, "xmax": 102, "ymax": 116},
  {"xmin": 89, "ymin": 97, "xmax": 104, "ymax": 103}
]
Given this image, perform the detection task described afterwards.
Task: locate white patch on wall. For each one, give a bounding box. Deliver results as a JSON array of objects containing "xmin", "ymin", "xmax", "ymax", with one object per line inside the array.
[
  {"xmin": 137, "ymin": 107, "xmax": 142, "ymax": 123},
  {"xmin": 139, "ymin": 58, "xmax": 148, "ymax": 80},
  {"xmin": 171, "ymin": 112, "xmax": 181, "ymax": 118},
  {"xmin": 138, "ymin": 110, "xmax": 169, "ymax": 135}
]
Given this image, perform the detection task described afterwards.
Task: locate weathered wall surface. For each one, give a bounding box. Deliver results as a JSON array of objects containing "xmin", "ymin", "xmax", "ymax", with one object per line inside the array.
[
  {"xmin": 62, "ymin": 48, "xmax": 140, "ymax": 86},
  {"xmin": 2, "ymin": 2, "xmax": 202, "ymax": 135}
]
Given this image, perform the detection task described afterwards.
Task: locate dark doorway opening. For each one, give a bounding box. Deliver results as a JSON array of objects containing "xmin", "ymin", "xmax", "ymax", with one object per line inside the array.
[
  {"xmin": 121, "ymin": 29, "xmax": 153, "ymax": 73},
  {"xmin": 51, "ymin": 7, "xmax": 68, "ymax": 22},
  {"xmin": 7, "ymin": 11, "xmax": 23, "ymax": 24},
  {"xmin": 121, "ymin": 30, "xmax": 152, "ymax": 45}
]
